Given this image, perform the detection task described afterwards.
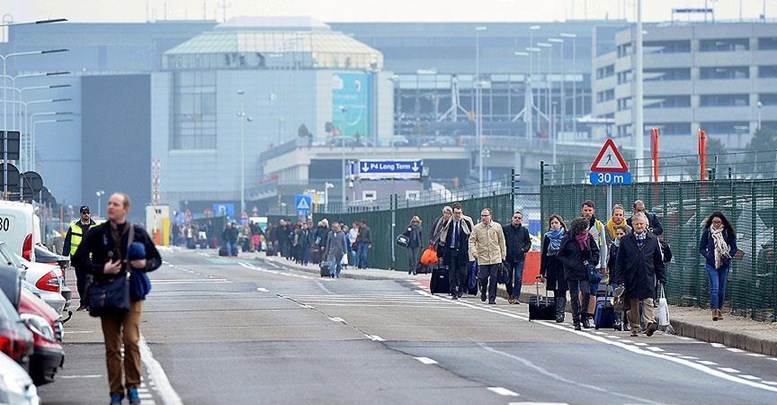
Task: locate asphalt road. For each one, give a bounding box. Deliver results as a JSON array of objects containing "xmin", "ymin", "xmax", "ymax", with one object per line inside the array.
[{"xmin": 39, "ymin": 249, "xmax": 777, "ymax": 405}]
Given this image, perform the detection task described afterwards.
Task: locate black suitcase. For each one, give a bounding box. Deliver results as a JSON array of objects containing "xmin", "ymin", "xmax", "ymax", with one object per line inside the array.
[
  {"xmin": 218, "ymin": 246, "xmax": 227, "ymax": 257},
  {"xmin": 529, "ymin": 278, "xmax": 556, "ymax": 321},
  {"xmin": 430, "ymin": 265, "xmax": 450, "ymax": 294},
  {"xmin": 320, "ymin": 262, "xmax": 331, "ymax": 277}
]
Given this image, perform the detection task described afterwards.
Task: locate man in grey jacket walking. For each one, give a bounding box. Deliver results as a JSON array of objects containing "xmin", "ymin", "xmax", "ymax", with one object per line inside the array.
[{"xmin": 326, "ymin": 222, "xmax": 348, "ymax": 278}]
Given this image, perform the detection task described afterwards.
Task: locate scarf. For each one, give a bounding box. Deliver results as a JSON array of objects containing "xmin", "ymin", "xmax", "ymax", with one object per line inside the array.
[
  {"xmin": 545, "ymin": 228, "xmax": 565, "ymax": 254},
  {"xmin": 606, "ymin": 218, "xmax": 629, "ymax": 240},
  {"xmin": 711, "ymin": 226, "xmax": 731, "ymax": 269},
  {"xmin": 612, "ymin": 237, "xmax": 621, "ymax": 248},
  {"xmin": 575, "ymin": 233, "xmax": 589, "ymax": 251}
]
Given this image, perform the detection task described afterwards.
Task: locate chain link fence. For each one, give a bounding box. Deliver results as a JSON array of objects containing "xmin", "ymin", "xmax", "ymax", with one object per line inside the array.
[{"xmin": 540, "ymin": 178, "xmax": 777, "ymax": 322}]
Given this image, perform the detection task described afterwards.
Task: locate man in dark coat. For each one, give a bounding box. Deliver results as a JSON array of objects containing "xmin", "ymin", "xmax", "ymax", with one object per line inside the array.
[
  {"xmin": 502, "ymin": 211, "xmax": 532, "ymax": 304},
  {"xmin": 614, "ymin": 212, "xmax": 667, "ymax": 337},
  {"xmin": 626, "ymin": 200, "xmax": 663, "ymax": 236},
  {"xmin": 441, "ymin": 203, "xmax": 474, "ymax": 299}
]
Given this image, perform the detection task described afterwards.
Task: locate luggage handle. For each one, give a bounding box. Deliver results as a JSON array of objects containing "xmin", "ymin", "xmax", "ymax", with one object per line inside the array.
[{"xmin": 535, "ymin": 276, "xmax": 549, "ymax": 300}]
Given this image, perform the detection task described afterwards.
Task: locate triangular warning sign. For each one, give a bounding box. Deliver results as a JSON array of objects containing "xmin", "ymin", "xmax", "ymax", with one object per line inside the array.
[
  {"xmin": 590, "ymin": 138, "xmax": 629, "ymax": 172},
  {"xmin": 296, "ymin": 198, "xmax": 310, "ymax": 210}
]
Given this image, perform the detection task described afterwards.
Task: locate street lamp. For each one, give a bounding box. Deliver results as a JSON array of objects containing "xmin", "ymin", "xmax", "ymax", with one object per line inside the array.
[
  {"xmin": 757, "ymin": 101, "xmax": 763, "ymax": 131},
  {"xmin": 1, "ymin": 71, "xmax": 70, "ymax": 129},
  {"xmin": 537, "ymin": 42, "xmax": 553, "ymax": 125},
  {"xmin": 475, "ymin": 26, "xmax": 487, "ymax": 191},
  {"xmin": 560, "ymin": 33, "xmax": 577, "ymax": 136},
  {"xmin": 237, "ymin": 90, "xmax": 248, "ymax": 217},
  {"xmin": 339, "ymin": 105, "xmax": 348, "ymax": 207},
  {"xmin": 23, "ymin": 98, "xmax": 71, "ymax": 171},
  {"xmin": 324, "ymin": 182, "xmax": 334, "ymax": 211},
  {"xmin": 548, "ymin": 37, "xmax": 565, "ymax": 138},
  {"xmin": 95, "ymin": 190, "xmax": 105, "ymax": 218}
]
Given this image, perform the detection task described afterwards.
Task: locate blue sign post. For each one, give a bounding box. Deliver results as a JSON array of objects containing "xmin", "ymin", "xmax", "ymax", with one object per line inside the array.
[
  {"xmin": 357, "ymin": 159, "xmax": 423, "ymax": 180},
  {"xmin": 589, "ymin": 171, "xmax": 632, "ymax": 185},
  {"xmin": 294, "ymin": 194, "xmax": 312, "ymax": 218}
]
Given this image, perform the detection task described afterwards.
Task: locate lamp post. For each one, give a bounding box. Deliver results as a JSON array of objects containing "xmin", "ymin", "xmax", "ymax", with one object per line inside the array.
[
  {"xmin": 1, "ymin": 71, "xmax": 70, "ymax": 129},
  {"xmin": 537, "ymin": 42, "xmax": 553, "ymax": 128},
  {"xmin": 324, "ymin": 182, "xmax": 334, "ymax": 211},
  {"xmin": 23, "ymin": 98, "xmax": 71, "ymax": 171},
  {"xmin": 95, "ymin": 190, "xmax": 105, "ymax": 218},
  {"xmin": 475, "ymin": 26, "xmax": 487, "ymax": 191},
  {"xmin": 757, "ymin": 101, "xmax": 763, "ymax": 130},
  {"xmin": 560, "ymin": 33, "xmax": 577, "ymax": 137},
  {"xmin": 237, "ymin": 90, "xmax": 246, "ymax": 216},
  {"xmin": 548, "ymin": 38, "xmax": 565, "ymax": 139}
]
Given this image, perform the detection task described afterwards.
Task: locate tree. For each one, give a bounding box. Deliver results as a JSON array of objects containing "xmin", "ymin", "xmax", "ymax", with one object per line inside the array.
[{"xmin": 744, "ymin": 127, "xmax": 777, "ymax": 177}]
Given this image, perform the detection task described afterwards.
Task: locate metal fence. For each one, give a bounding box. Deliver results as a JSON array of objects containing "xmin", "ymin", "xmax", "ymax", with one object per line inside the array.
[{"xmin": 540, "ymin": 178, "xmax": 777, "ymax": 322}]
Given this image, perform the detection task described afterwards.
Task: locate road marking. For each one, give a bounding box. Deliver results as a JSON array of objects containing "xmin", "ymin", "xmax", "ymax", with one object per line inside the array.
[
  {"xmin": 645, "ymin": 347, "xmax": 665, "ymax": 352},
  {"xmin": 719, "ymin": 367, "xmax": 740, "ymax": 373},
  {"xmin": 256, "ymin": 288, "xmax": 269, "ymax": 292},
  {"xmin": 328, "ymin": 316, "xmax": 346, "ymax": 323},
  {"xmin": 697, "ymin": 361, "xmax": 718, "ymax": 366},
  {"xmin": 605, "ymin": 335, "xmax": 618, "ymax": 339},
  {"xmin": 675, "ymin": 336, "xmax": 693, "ymax": 340},
  {"xmin": 487, "ymin": 387, "xmax": 520, "ymax": 397},
  {"xmin": 710, "ymin": 343, "xmax": 726, "ymax": 348},
  {"xmin": 768, "ymin": 358, "xmax": 777, "ymax": 362},
  {"xmin": 746, "ymin": 353, "xmax": 766, "ymax": 357},
  {"xmin": 152, "ymin": 279, "xmax": 230, "ymax": 284},
  {"xmin": 509, "ymin": 403, "xmax": 569, "ymax": 405},
  {"xmin": 633, "ymin": 342, "xmax": 648, "ymax": 346},
  {"xmin": 60, "ymin": 374, "xmax": 102, "ymax": 379},
  {"xmin": 763, "ymin": 381, "xmax": 777, "ymax": 386},
  {"xmin": 366, "ymin": 334, "xmax": 385, "ymax": 342},
  {"xmin": 414, "ymin": 356, "xmax": 438, "ymax": 365},
  {"xmin": 740, "ymin": 375, "xmax": 762, "ymax": 380},
  {"xmin": 239, "ymin": 262, "xmax": 313, "ymax": 279},
  {"xmin": 619, "ymin": 339, "xmax": 635, "ymax": 344},
  {"xmin": 679, "ymin": 355, "xmax": 698, "ymax": 359},
  {"xmin": 139, "ymin": 336, "xmax": 182, "ymax": 405},
  {"xmin": 663, "ymin": 353, "xmax": 681, "ymax": 356},
  {"xmin": 593, "ymin": 332, "xmax": 606, "ymax": 335},
  {"xmin": 727, "ymin": 348, "xmax": 746, "ymax": 353},
  {"xmin": 416, "ymin": 290, "xmax": 777, "ymax": 394}
]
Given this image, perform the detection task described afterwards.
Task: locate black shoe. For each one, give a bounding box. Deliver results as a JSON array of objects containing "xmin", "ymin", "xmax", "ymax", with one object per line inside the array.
[
  {"xmin": 646, "ymin": 322, "xmax": 658, "ymax": 337},
  {"xmin": 574, "ymin": 322, "xmax": 581, "ymax": 331},
  {"xmin": 457, "ymin": 292, "xmax": 463, "ymax": 298},
  {"xmin": 452, "ymin": 295, "xmax": 458, "ymax": 300},
  {"xmin": 582, "ymin": 315, "xmax": 592, "ymax": 329},
  {"xmin": 480, "ymin": 290, "xmax": 487, "ymax": 302},
  {"xmin": 488, "ymin": 301, "xmax": 496, "ymax": 305}
]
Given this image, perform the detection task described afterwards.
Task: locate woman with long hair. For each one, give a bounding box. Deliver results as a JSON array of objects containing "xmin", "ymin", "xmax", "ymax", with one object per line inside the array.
[
  {"xmin": 540, "ymin": 214, "xmax": 568, "ymax": 322},
  {"xmin": 557, "ymin": 217, "xmax": 600, "ymax": 330},
  {"xmin": 699, "ymin": 211, "xmax": 740, "ymax": 321}
]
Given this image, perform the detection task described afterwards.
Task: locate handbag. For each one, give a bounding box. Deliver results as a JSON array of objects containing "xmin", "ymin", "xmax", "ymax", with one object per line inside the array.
[
  {"xmin": 657, "ymin": 285, "xmax": 670, "ymax": 326},
  {"xmin": 586, "ymin": 261, "xmax": 602, "ymax": 285},
  {"xmin": 420, "ymin": 245, "xmax": 439, "ymax": 266},
  {"xmin": 497, "ymin": 262, "xmax": 510, "ymax": 284},
  {"xmin": 659, "ymin": 240, "xmax": 673, "ymax": 263},
  {"xmin": 395, "ymin": 234, "xmax": 409, "ymax": 248},
  {"xmin": 130, "ymin": 269, "xmax": 152, "ymax": 301},
  {"xmin": 88, "ymin": 273, "xmax": 130, "ymax": 317}
]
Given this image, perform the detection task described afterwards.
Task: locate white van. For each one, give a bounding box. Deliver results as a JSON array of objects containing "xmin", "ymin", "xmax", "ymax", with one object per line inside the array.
[{"xmin": 0, "ymin": 201, "xmax": 42, "ymax": 262}]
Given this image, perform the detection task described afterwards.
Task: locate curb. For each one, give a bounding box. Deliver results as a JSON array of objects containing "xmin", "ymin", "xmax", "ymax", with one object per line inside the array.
[{"xmin": 257, "ymin": 255, "xmax": 777, "ymax": 356}]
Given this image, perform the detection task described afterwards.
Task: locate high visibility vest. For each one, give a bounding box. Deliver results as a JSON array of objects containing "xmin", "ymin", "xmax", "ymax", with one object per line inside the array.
[{"xmin": 69, "ymin": 221, "xmax": 96, "ymax": 256}]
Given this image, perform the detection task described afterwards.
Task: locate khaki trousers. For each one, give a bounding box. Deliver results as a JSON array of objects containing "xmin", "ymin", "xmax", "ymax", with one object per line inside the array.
[
  {"xmin": 101, "ymin": 300, "xmax": 143, "ymax": 395},
  {"xmin": 627, "ymin": 297, "xmax": 655, "ymax": 329}
]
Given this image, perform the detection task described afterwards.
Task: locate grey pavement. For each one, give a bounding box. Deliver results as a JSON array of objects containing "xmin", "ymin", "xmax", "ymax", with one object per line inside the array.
[{"xmin": 257, "ymin": 251, "xmax": 777, "ymax": 357}]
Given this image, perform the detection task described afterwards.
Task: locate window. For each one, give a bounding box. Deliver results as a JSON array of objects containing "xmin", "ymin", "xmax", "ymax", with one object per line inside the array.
[
  {"xmin": 700, "ymin": 66, "xmax": 749, "ymax": 80},
  {"xmin": 644, "ymin": 40, "xmax": 691, "ymax": 54},
  {"xmin": 700, "ymin": 121, "xmax": 750, "ymax": 134},
  {"xmin": 759, "ymin": 66, "xmax": 777, "ymax": 78},
  {"xmin": 647, "ymin": 123, "xmax": 691, "ymax": 136},
  {"xmin": 760, "ymin": 93, "xmax": 777, "ymax": 106},
  {"xmin": 597, "ymin": 64, "xmax": 614, "ymax": 79},
  {"xmin": 617, "ymin": 97, "xmax": 632, "ymax": 111},
  {"xmin": 758, "ymin": 37, "xmax": 777, "ymax": 50},
  {"xmin": 644, "ymin": 68, "xmax": 690, "ymax": 81},
  {"xmin": 362, "ymin": 191, "xmax": 377, "ymax": 201},
  {"xmin": 405, "ymin": 190, "xmax": 420, "ymax": 201},
  {"xmin": 172, "ymin": 71, "xmax": 217, "ymax": 150},
  {"xmin": 617, "ymin": 70, "xmax": 633, "ymax": 84},
  {"xmin": 617, "ymin": 124, "xmax": 633, "ymax": 137},
  {"xmin": 699, "ymin": 38, "xmax": 749, "ymax": 52},
  {"xmin": 597, "ymin": 89, "xmax": 615, "ymax": 103},
  {"xmin": 644, "ymin": 96, "xmax": 691, "ymax": 109},
  {"xmin": 700, "ymin": 94, "xmax": 749, "ymax": 107},
  {"xmin": 617, "ymin": 43, "xmax": 632, "ymax": 58}
]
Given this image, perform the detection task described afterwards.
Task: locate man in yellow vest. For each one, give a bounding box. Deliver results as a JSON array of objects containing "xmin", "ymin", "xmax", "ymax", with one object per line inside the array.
[{"xmin": 63, "ymin": 205, "xmax": 98, "ymax": 311}]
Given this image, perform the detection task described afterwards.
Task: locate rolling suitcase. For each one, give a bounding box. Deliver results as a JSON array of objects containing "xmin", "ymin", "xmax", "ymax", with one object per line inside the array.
[
  {"xmin": 529, "ymin": 277, "xmax": 556, "ymax": 321},
  {"xmin": 320, "ymin": 261, "xmax": 331, "ymax": 277},
  {"xmin": 467, "ymin": 261, "xmax": 478, "ymax": 295},
  {"xmin": 594, "ymin": 286, "xmax": 617, "ymax": 330},
  {"xmin": 218, "ymin": 246, "xmax": 228, "ymax": 257},
  {"xmin": 430, "ymin": 265, "xmax": 450, "ymax": 294}
]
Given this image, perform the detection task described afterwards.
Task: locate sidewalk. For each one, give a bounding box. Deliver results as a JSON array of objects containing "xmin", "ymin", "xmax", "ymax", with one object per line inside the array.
[{"xmin": 253, "ymin": 252, "xmax": 777, "ymax": 356}]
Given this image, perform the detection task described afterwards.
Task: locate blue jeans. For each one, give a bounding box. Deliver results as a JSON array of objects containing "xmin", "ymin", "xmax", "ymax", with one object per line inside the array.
[
  {"xmin": 506, "ymin": 260, "xmax": 525, "ymax": 298},
  {"xmin": 706, "ymin": 263, "xmax": 730, "ymax": 309},
  {"xmin": 567, "ymin": 279, "xmax": 591, "ymax": 322},
  {"xmin": 357, "ymin": 243, "xmax": 370, "ymax": 269},
  {"xmin": 226, "ymin": 241, "xmax": 237, "ymax": 256}
]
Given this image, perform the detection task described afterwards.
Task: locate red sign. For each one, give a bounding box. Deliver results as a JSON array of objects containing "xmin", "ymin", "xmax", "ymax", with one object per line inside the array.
[{"xmin": 590, "ymin": 138, "xmax": 629, "ymax": 172}]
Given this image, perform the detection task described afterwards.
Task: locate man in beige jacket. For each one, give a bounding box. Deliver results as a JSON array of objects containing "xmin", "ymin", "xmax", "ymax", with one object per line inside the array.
[{"xmin": 469, "ymin": 208, "xmax": 507, "ymax": 304}]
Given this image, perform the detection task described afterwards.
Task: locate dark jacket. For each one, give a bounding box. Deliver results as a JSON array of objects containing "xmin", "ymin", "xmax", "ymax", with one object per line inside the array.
[
  {"xmin": 699, "ymin": 228, "xmax": 738, "ymax": 269},
  {"xmin": 627, "ymin": 211, "xmax": 663, "ymax": 236},
  {"xmin": 73, "ymin": 222, "xmax": 162, "ymax": 283},
  {"xmin": 403, "ymin": 224, "xmax": 423, "ymax": 249},
  {"xmin": 442, "ymin": 218, "xmax": 472, "ymax": 264},
  {"xmin": 222, "ymin": 226, "xmax": 238, "ymax": 244},
  {"xmin": 314, "ymin": 226, "xmax": 329, "ymax": 249},
  {"xmin": 356, "ymin": 226, "xmax": 372, "ymax": 244},
  {"xmin": 63, "ymin": 218, "xmax": 98, "ymax": 257},
  {"xmin": 557, "ymin": 233, "xmax": 600, "ymax": 281},
  {"xmin": 607, "ymin": 243, "xmax": 619, "ymax": 280},
  {"xmin": 503, "ymin": 223, "xmax": 531, "ymax": 265},
  {"xmin": 540, "ymin": 235, "xmax": 567, "ymax": 291},
  {"xmin": 614, "ymin": 232, "xmax": 666, "ymax": 299}
]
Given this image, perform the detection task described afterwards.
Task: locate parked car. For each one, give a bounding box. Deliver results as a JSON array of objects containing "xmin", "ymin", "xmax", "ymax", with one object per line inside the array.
[
  {"xmin": 0, "ymin": 201, "xmax": 43, "ymax": 262},
  {"xmin": 32, "ymin": 245, "xmax": 72, "ymax": 315},
  {"xmin": 422, "ymin": 136, "xmax": 457, "ymax": 147},
  {"xmin": 0, "ymin": 243, "xmax": 66, "ymax": 316},
  {"xmin": 0, "ymin": 286, "xmax": 34, "ymax": 368},
  {"xmin": 19, "ymin": 289, "xmax": 64, "ymax": 386},
  {"xmin": 0, "ymin": 352, "xmax": 39, "ymax": 405}
]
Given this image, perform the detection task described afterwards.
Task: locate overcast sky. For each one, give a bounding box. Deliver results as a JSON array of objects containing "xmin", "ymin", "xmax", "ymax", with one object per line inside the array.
[{"xmin": 3, "ymin": 0, "xmax": 775, "ymax": 24}]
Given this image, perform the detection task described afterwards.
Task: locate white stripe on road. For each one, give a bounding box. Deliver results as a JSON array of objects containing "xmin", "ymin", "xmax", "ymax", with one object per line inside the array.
[
  {"xmin": 719, "ymin": 368, "xmax": 740, "ymax": 373},
  {"xmin": 509, "ymin": 403, "xmax": 569, "ymax": 405},
  {"xmin": 328, "ymin": 317, "xmax": 346, "ymax": 323},
  {"xmin": 740, "ymin": 375, "xmax": 762, "ymax": 381},
  {"xmin": 139, "ymin": 335, "xmax": 182, "ymax": 405},
  {"xmin": 239, "ymin": 262, "xmax": 313, "ymax": 279},
  {"xmin": 256, "ymin": 288, "xmax": 269, "ymax": 292},
  {"xmin": 414, "ymin": 357, "xmax": 438, "ymax": 365},
  {"xmin": 727, "ymin": 348, "xmax": 745, "ymax": 353},
  {"xmin": 697, "ymin": 361, "xmax": 718, "ymax": 366},
  {"xmin": 645, "ymin": 347, "xmax": 665, "ymax": 352},
  {"xmin": 59, "ymin": 374, "xmax": 102, "ymax": 379},
  {"xmin": 152, "ymin": 279, "xmax": 230, "ymax": 284},
  {"xmin": 366, "ymin": 334, "xmax": 385, "ymax": 342},
  {"xmin": 763, "ymin": 381, "xmax": 777, "ymax": 386},
  {"xmin": 746, "ymin": 353, "xmax": 766, "ymax": 357},
  {"xmin": 710, "ymin": 343, "xmax": 726, "ymax": 348},
  {"xmin": 416, "ymin": 289, "xmax": 777, "ymax": 394},
  {"xmin": 487, "ymin": 387, "xmax": 519, "ymax": 397}
]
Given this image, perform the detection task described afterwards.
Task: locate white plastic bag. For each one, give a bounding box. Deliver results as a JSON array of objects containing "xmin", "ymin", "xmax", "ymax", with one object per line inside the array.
[
  {"xmin": 657, "ymin": 285, "xmax": 670, "ymax": 327},
  {"xmin": 341, "ymin": 253, "xmax": 348, "ymax": 265}
]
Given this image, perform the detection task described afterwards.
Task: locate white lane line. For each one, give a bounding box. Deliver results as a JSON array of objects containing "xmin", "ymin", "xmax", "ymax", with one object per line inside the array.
[
  {"xmin": 768, "ymin": 358, "xmax": 777, "ymax": 362},
  {"xmin": 59, "ymin": 374, "xmax": 102, "ymax": 379},
  {"xmin": 645, "ymin": 347, "xmax": 665, "ymax": 352},
  {"xmin": 153, "ymin": 279, "xmax": 230, "ymax": 284},
  {"xmin": 509, "ymin": 403, "xmax": 569, "ymax": 405},
  {"xmin": 256, "ymin": 288, "xmax": 269, "ymax": 292},
  {"xmin": 239, "ymin": 262, "xmax": 313, "ymax": 279},
  {"xmin": 366, "ymin": 334, "xmax": 385, "ymax": 342},
  {"xmin": 763, "ymin": 381, "xmax": 777, "ymax": 386},
  {"xmin": 139, "ymin": 336, "xmax": 183, "ymax": 405},
  {"xmin": 663, "ymin": 353, "xmax": 681, "ymax": 356},
  {"xmin": 746, "ymin": 353, "xmax": 766, "ymax": 358},
  {"xmin": 415, "ymin": 289, "xmax": 777, "ymax": 394},
  {"xmin": 328, "ymin": 316, "xmax": 346, "ymax": 323},
  {"xmin": 719, "ymin": 367, "xmax": 741, "ymax": 373},
  {"xmin": 414, "ymin": 357, "xmax": 438, "ymax": 365},
  {"xmin": 675, "ymin": 336, "xmax": 693, "ymax": 340},
  {"xmin": 633, "ymin": 342, "xmax": 648, "ymax": 347},
  {"xmin": 619, "ymin": 339, "xmax": 635, "ymax": 344},
  {"xmin": 593, "ymin": 332, "xmax": 606, "ymax": 335},
  {"xmin": 487, "ymin": 387, "xmax": 520, "ymax": 397},
  {"xmin": 605, "ymin": 335, "xmax": 619, "ymax": 339},
  {"xmin": 679, "ymin": 355, "xmax": 698, "ymax": 359},
  {"xmin": 727, "ymin": 348, "xmax": 746, "ymax": 353},
  {"xmin": 710, "ymin": 343, "xmax": 726, "ymax": 348},
  {"xmin": 698, "ymin": 361, "xmax": 718, "ymax": 366},
  {"xmin": 740, "ymin": 375, "xmax": 762, "ymax": 381}
]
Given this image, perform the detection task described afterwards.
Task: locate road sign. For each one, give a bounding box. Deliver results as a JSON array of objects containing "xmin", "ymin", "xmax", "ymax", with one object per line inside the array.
[
  {"xmin": 357, "ymin": 159, "xmax": 423, "ymax": 180},
  {"xmin": 589, "ymin": 171, "xmax": 632, "ymax": 185},
  {"xmin": 0, "ymin": 131, "xmax": 20, "ymax": 161},
  {"xmin": 295, "ymin": 194, "xmax": 312, "ymax": 213},
  {"xmin": 590, "ymin": 138, "xmax": 628, "ymax": 172}
]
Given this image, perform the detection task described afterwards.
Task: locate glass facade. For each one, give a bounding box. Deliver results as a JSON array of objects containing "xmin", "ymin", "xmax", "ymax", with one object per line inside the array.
[{"xmin": 172, "ymin": 71, "xmax": 217, "ymax": 149}]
